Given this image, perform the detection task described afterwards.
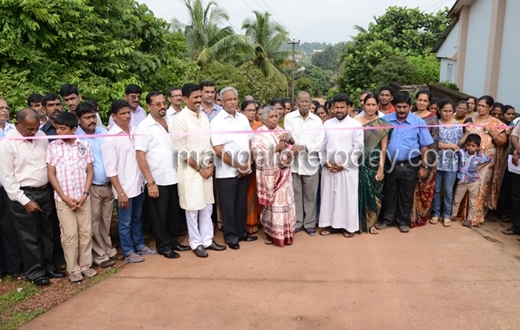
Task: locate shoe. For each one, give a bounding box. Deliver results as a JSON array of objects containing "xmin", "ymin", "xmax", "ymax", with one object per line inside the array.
[
  {"xmin": 81, "ymin": 268, "xmax": 97, "ymax": 278},
  {"xmin": 99, "ymin": 260, "xmax": 115, "ymax": 268},
  {"xmin": 45, "ymin": 271, "xmax": 66, "ymax": 279},
  {"xmin": 33, "ymin": 276, "xmax": 51, "ymax": 286},
  {"xmin": 305, "ymin": 228, "xmax": 317, "ymax": 236},
  {"xmin": 228, "ymin": 242, "xmax": 240, "ymax": 250},
  {"xmin": 193, "ymin": 245, "xmax": 208, "ymax": 258},
  {"xmin": 443, "ymin": 219, "xmax": 451, "ymax": 227},
  {"xmin": 161, "ymin": 250, "xmax": 180, "ymax": 259},
  {"xmin": 206, "ymin": 241, "xmax": 226, "ymax": 251},
  {"xmin": 463, "ymin": 220, "xmax": 472, "ymax": 228},
  {"xmin": 240, "ymin": 235, "xmax": 258, "ymax": 242},
  {"xmin": 172, "ymin": 242, "xmax": 190, "ymax": 252},
  {"xmin": 430, "ymin": 216, "xmax": 439, "ymax": 225},
  {"xmin": 399, "ymin": 225, "xmax": 410, "ymax": 233},
  {"xmin": 376, "ymin": 223, "xmax": 388, "ymax": 230}
]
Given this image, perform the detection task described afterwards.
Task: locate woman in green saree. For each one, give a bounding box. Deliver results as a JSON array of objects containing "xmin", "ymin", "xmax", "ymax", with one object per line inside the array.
[{"xmin": 356, "ymin": 93, "xmax": 392, "ymax": 234}]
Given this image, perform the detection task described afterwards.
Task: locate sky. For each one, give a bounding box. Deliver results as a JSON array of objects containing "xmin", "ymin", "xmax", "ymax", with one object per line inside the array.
[{"xmin": 139, "ymin": 0, "xmax": 457, "ymax": 44}]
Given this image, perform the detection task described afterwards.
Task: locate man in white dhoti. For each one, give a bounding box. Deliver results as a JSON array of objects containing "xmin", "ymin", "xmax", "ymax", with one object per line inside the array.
[
  {"xmin": 319, "ymin": 94, "xmax": 364, "ymax": 237},
  {"xmin": 170, "ymin": 83, "xmax": 226, "ymax": 258}
]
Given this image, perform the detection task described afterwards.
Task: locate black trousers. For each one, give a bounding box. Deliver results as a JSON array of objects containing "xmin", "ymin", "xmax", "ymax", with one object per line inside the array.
[
  {"xmin": 9, "ymin": 186, "xmax": 55, "ymax": 280},
  {"xmin": 0, "ymin": 187, "xmax": 23, "ymax": 275},
  {"xmin": 509, "ymin": 173, "xmax": 520, "ymax": 233},
  {"xmin": 146, "ymin": 184, "xmax": 183, "ymax": 254},
  {"xmin": 382, "ymin": 162, "xmax": 419, "ymax": 227},
  {"xmin": 216, "ymin": 175, "xmax": 250, "ymax": 244},
  {"xmin": 497, "ymin": 168, "xmax": 512, "ymax": 216}
]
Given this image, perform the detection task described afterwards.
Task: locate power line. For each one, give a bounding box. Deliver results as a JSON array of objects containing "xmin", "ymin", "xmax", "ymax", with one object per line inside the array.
[
  {"xmin": 257, "ymin": 0, "xmax": 301, "ymax": 40},
  {"xmin": 424, "ymin": 0, "xmax": 449, "ymax": 12},
  {"xmin": 176, "ymin": 0, "xmax": 243, "ymax": 34}
]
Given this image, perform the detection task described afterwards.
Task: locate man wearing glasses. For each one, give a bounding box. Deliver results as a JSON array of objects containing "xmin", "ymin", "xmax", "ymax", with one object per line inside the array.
[{"xmin": 108, "ymin": 84, "xmax": 147, "ymax": 129}]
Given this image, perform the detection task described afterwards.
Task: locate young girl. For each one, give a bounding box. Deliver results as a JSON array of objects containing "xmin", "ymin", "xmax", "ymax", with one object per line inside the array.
[{"xmin": 431, "ymin": 99, "xmax": 464, "ymax": 227}]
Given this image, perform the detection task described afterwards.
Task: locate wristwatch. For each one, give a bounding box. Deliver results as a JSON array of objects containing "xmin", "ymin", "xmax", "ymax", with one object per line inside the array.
[
  {"xmin": 83, "ymin": 191, "xmax": 90, "ymax": 196},
  {"xmin": 146, "ymin": 180, "xmax": 156, "ymax": 187}
]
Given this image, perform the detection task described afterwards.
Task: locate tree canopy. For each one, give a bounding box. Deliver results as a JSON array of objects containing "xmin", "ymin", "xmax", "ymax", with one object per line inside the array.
[
  {"xmin": 336, "ymin": 6, "xmax": 450, "ymax": 96},
  {"xmin": 0, "ymin": 0, "xmax": 197, "ymax": 118}
]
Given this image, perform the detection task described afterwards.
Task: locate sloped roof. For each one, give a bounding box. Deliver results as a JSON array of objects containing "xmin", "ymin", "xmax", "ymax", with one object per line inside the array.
[{"xmin": 433, "ymin": 0, "xmax": 475, "ymax": 53}]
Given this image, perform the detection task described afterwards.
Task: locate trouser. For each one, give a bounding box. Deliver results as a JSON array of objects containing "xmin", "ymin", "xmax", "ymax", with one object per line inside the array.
[
  {"xmin": 116, "ymin": 193, "xmax": 146, "ymax": 257},
  {"xmin": 9, "ymin": 185, "xmax": 55, "ymax": 281},
  {"xmin": 507, "ymin": 173, "xmax": 520, "ymax": 233},
  {"xmin": 216, "ymin": 175, "xmax": 250, "ymax": 245},
  {"xmin": 497, "ymin": 168, "xmax": 512, "ymax": 216},
  {"xmin": 186, "ymin": 205, "xmax": 213, "ymax": 250},
  {"xmin": 292, "ymin": 172, "xmax": 319, "ymax": 229},
  {"xmin": 50, "ymin": 202, "xmax": 65, "ymax": 267},
  {"xmin": 382, "ymin": 162, "xmax": 419, "ymax": 227},
  {"xmin": 0, "ymin": 187, "xmax": 23, "ymax": 275},
  {"xmin": 90, "ymin": 184, "xmax": 117, "ymax": 265},
  {"xmin": 451, "ymin": 181, "xmax": 479, "ymax": 221},
  {"xmin": 432, "ymin": 170, "xmax": 458, "ymax": 219},
  {"xmin": 145, "ymin": 184, "xmax": 183, "ymax": 254},
  {"xmin": 56, "ymin": 199, "xmax": 93, "ymax": 275}
]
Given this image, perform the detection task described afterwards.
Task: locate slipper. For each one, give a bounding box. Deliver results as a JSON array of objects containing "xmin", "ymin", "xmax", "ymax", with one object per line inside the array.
[
  {"xmin": 319, "ymin": 227, "xmax": 339, "ymax": 236},
  {"xmin": 124, "ymin": 253, "xmax": 145, "ymax": 263},
  {"xmin": 305, "ymin": 228, "xmax": 317, "ymax": 236},
  {"xmin": 501, "ymin": 215, "xmax": 510, "ymax": 222},
  {"xmin": 369, "ymin": 226, "xmax": 379, "ymax": 235},
  {"xmin": 264, "ymin": 239, "xmax": 273, "ymax": 245},
  {"xmin": 69, "ymin": 272, "xmax": 84, "ymax": 283},
  {"xmin": 502, "ymin": 228, "xmax": 519, "ymax": 235},
  {"xmin": 137, "ymin": 246, "xmax": 158, "ymax": 255},
  {"xmin": 342, "ymin": 230, "xmax": 354, "ymax": 238}
]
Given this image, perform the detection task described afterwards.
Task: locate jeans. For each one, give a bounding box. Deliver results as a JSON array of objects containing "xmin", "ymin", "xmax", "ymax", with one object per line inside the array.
[
  {"xmin": 432, "ymin": 170, "xmax": 458, "ymax": 219},
  {"xmin": 116, "ymin": 193, "xmax": 146, "ymax": 256}
]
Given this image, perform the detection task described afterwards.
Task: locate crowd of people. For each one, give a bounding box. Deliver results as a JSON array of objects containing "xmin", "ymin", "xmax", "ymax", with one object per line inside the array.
[{"xmin": 0, "ymin": 80, "xmax": 519, "ymax": 286}]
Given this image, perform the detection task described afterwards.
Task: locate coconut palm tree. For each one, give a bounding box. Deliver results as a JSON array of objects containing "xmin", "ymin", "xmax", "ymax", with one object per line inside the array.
[
  {"xmin": 241, "ymin": 11, "xmax": 291, "ymax": 86},
  {"xmin": 171, "ymin": 0, "xmax": 249, "ymax": 67}
]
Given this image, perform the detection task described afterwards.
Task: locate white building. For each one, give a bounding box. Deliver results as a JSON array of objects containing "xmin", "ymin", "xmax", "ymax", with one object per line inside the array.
[{"xmin": 434, "ymin": 0, "xmax": 520, "ymax": 106}]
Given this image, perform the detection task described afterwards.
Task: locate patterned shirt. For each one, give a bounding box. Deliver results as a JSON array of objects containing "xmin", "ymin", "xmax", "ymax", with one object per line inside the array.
[
  {"xmin": 46, "ymin": 139, "xmax": 93, "ymax": 202},
  {"xmin": 437, "ymin": 124, "xmax": 464, "ymax": 172},
  {"xmin": 457, "ymin": 151, "xmax": 489, "ymax": 183},
  {"xmin": 200, "ymin": 103, "xmax": 222, "ymax": 123}
]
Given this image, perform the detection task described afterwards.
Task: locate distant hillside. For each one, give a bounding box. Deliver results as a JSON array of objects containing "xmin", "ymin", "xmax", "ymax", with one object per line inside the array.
[{"xmin": 281, "ymin": 41, "xmax": 331, "ymax": 61}]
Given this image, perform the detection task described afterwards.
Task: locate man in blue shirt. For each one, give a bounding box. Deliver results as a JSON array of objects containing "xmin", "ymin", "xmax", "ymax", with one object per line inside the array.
[
  {"xmin": 378, "ymin": 93, "xmax": 434, "ymax": 232},
  {"xmin": 76, "ymin": 102, "xmax": 118, "ymax": 267}
]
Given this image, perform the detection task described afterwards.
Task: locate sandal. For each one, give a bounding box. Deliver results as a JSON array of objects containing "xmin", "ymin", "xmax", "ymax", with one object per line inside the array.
[
  {"xmin": 319, "ymin": 227, "xmax": 339, "ymax": 236},
  {"xmin": 501, "ymin": 214, "xmax": 510, "ymax": 222},
  {"xmin": 69, "ymin": 272, "xmax": 84, "ymax": 283},
  {"xmin": 124, "ymin": 253, "xmax": 145, "ymax": 263},
  {"xmin": 502, "ymin": 228, "xmax": 519, "ymax": 235},
  {"xmin": 81, "ymin": 268, "xmax": 97, "ymax": 278},
  {"xmin": 137, "ymin": 246, "xmax": 158, "ymax": 255},
  {"xmin": 369, "ymin": 226, "xmax": 379, "ymax": 235},
  {"xmin": 342, "ymin": 230, "xmax": 354, "ymax": 238},
  {"xmin": 264, "ymin": 239, "xmax": 273, "ymax": 245}
]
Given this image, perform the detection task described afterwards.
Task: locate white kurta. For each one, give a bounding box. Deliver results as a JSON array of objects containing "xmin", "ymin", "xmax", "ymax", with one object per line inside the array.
[
  {"xmin": 319, "ymin": 116, "xmax": 364, "ymax": 232},
  {"xmin": 170, "ymin": 108, "xmax": 215, "ymax": 211}
]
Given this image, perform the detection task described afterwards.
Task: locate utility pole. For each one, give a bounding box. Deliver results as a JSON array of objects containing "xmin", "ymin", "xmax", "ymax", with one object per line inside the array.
[{"xmin": 288, "ymin": 39, "xmax": 300, "ymax": 105}]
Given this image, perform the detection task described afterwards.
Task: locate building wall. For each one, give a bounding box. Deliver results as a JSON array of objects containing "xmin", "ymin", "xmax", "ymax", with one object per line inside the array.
[
  {"xmin": 462, "ymin": 0, "xmax": 493, "ymax": 97},
  {"xmin": 436, "ymin": 21, "xmax": 459, "ymax": 59},
  {"xmin": 439, "ymin": 59, "xmax": 457, "ymax": 83},
  {"xmin": 496, "ymin": 0, "xmax": 520, "ymax": 107}
]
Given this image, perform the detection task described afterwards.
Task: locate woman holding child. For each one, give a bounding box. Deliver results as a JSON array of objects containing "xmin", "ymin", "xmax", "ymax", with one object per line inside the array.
[{"xmin": 459, "ymin": 95, "xmax": 508, "ymax": 226}]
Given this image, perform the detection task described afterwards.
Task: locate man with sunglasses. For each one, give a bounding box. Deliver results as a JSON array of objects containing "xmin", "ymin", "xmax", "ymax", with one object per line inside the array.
[
  {"xmin": 135, "ymin": 91, "xmax": 189, "ymax": 259},
  {"xmin": 108, "ymin": 84, "xmax": 147, "ymax": 129}
]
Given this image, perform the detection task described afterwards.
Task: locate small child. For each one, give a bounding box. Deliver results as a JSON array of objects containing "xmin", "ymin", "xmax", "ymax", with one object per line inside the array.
[
  {"xmin": 47, "ymin": 112, "xmax": 96, "ymax": 282},
  {"xmin": 451, "ymin": 134, "xmax": 490, "ymax": 228}
]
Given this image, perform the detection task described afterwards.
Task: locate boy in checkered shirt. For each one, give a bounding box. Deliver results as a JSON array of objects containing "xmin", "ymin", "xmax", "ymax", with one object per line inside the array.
[
  {"xmin": 451, "ymin": 134, "xmax": 490, "ymax": 228},
  {"xmin": 47, "ymin": 112, "xmax": 96, "ymax": 282}
]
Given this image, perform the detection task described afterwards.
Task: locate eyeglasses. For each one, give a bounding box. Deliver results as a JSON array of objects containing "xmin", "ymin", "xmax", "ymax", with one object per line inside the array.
[
  {"xmin": 170, "ymin": 94, "xmax": 183, "ymax": 98},
  {"xmin": 129, "ymin": 95, "xmax": 141, "ymax": 100}
]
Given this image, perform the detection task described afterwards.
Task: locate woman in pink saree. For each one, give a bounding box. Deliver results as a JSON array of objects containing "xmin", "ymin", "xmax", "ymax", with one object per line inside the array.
[{"xmin": 252, "ymin": 106, "xmax": 296, "ymax": 246}]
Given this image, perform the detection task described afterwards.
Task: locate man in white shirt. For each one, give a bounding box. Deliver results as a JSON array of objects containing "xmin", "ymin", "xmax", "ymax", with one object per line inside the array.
[
  {"xmin": 320, "ymin": 94, "xmax": 363, "ymax": 237},
  {"xmin": 171, "ymin": 83, "xmax": 226, "ymax": 258},
  {"xmin": 102, "ymin": 100, "xmax": 157, "ymax": 263},
  {"xmin": 166, "ymin": 87, "xmax": 183, "ymax": 124},
  {"xmin": 0, "ymin": 108, "xmax": 62, "ymax": 285},
  {"xmin": 284, "ymin": 91, "xmax": 324, "ymax": 236},
  {"xmin": 210, "ymin": 87, "xmax": 257, "ymax": 250},
  {"xmin": 136, "ymin": 91, "xmax": 190, "ymax": 259},
  {"xmin": 108, "ymin": 84, "xmax": 147, "ymax": 129}
]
